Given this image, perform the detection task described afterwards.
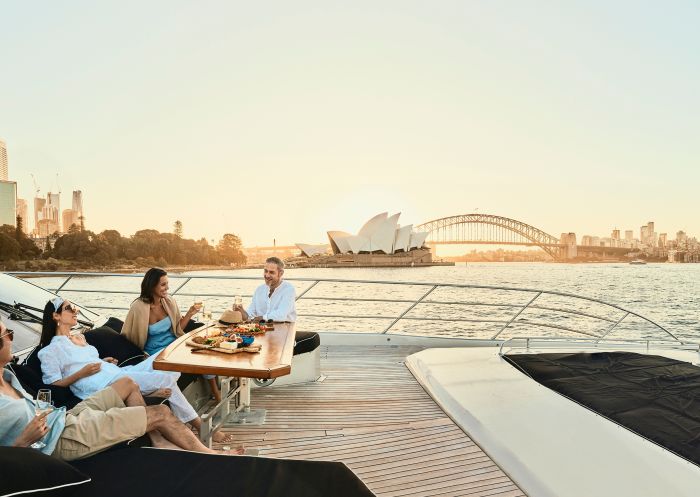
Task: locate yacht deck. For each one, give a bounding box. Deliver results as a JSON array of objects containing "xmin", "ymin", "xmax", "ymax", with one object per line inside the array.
[{"xmin": 219, "ymin": 345, "xmax": 526, "ymax": 497}]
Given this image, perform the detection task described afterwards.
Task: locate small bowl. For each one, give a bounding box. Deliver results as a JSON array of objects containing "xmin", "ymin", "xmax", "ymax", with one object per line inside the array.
[{"xmin": 240, "ymin": 335, "xmax": 255, "ymax": 347}]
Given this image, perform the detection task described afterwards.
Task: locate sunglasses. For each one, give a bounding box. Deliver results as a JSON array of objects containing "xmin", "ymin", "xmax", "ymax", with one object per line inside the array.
[
  {"xmin": 0, "ymin": 329, "xmax": 14, "ymax": 341},
  {"xmin": 61, "ymin": 304, "xmax": 80, "ymax": 314}
]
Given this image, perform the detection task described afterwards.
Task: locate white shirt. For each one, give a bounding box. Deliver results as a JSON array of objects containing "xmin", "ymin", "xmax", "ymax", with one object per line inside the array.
[{"xmin": 247, "ymin": 280, "xmax": 297, "ymax": 322}]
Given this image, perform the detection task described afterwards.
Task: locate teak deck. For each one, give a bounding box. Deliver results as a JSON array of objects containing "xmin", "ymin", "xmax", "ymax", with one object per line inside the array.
[{"xmin": 219, "ymin": 344, "xmax": 527, "ymax": 497}]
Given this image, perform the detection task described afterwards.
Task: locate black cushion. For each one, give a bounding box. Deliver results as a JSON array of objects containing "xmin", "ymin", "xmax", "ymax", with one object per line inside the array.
[
  {"xmin": 183, "ymin": 319, "xmax": 204, "ymax": 333},
  {"xmin": 0, "ymin": 446, "xmax": 91, "ymax": 497},
  {"xmin": 71, "ymin": 447, "xmax": 375, "ymax": 497},
  {"xmin": 83, "ymin": 326, "xmax": 145, "ymax": 367},
  {"xmin": 293, "ymin": 331, "xmax": 320, "ymax": 356},
  {"xmin": 102, "ymin": 317, "xmax": 124, "ymax": 333},
  {"xmin": 10, "ymin": 359, "xmax": 81, "ymax": 410}
]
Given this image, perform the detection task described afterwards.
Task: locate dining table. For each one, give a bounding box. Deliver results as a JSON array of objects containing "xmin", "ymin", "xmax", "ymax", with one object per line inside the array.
[{"xmin": 153, "ymin": 321, "xmax": 296, "ymax": 446}]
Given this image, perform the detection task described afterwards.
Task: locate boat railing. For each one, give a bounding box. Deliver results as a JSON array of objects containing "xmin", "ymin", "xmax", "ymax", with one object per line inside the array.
[
  {"xmin": 498, "ymin": 337, "xmax": 697, "ymax": 357},
  {"xmin": 7, "ymin": 271, "xmax": 682, "ymax": 344}
]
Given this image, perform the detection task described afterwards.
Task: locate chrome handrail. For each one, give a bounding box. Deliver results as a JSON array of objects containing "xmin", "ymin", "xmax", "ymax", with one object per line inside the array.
[
  {"xmin": 498, "ymin": 336, "xmax": 699, "ymax": 357},
  {"xmin": 6, "ymin": 271, "xmax": 681, "ymax": 342}
]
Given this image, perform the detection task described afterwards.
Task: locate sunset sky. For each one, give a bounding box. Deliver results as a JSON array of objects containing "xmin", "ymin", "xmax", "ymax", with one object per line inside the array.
[{"xmin": 1, "ymin": 1, "xmax": 699, "ymax": 250}]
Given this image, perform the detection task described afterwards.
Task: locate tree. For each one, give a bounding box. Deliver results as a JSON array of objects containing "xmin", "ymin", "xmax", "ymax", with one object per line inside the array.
[
  {"xmin": 173, "ymin": 220, "xmax": 183, "ymax": 238},
  {"xmin": 217, "ymin": 233, "xmax": 246, "ymax": 265},
  {"xmin": 0, "ymin": 230, "xmax": 21, "ymax": 261},
  {"xmin": 15, "ymin": 215, "xmax": 23, "ymax": 240}
]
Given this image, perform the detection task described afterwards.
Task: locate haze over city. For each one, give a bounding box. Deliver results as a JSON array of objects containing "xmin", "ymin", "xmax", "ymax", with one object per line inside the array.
[{"xmin": 2, "ymin": 1, "xmax": 699, "ymax": 250}]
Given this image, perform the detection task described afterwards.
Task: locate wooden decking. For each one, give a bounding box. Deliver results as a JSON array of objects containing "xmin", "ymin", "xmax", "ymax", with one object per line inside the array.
[{"xmin": 221, "ymin": 345, "xmax": 526, "ymax": 497}]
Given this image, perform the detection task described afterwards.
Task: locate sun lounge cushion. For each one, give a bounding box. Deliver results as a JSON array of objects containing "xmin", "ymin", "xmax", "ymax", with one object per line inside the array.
[
  {"xmin": 10, "ymin": 359, "xmax": 81, "ymax": 410},
  {"xmin": 83, "ymin": 326, "xmax": 145, "ymax": 367},
  {"xmin": 0, "ymin": 446, "xmax": 91, "ymax": 497},
  {"xmin": 293, "ymin": 331, "xmax": 320, "ymax": 355},
  {"xmin": 70, "ymin": 446, "xmax": 375, "ymax": 497}
]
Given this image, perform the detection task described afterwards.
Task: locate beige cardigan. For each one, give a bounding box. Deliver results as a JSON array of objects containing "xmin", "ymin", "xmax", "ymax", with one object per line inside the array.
[{"xmin": 122, "ymin": 296, "xmax": 184, "ymax": 351}]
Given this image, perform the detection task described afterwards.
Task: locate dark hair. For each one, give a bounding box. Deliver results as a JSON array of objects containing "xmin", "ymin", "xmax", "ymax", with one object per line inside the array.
[
  {"xmin": 40, "ymin": 300, "xmax": 62, "ymax": 347},
  {"xmin": 140, "ymin": 267, "xmax": 168, "ymax": 304}
]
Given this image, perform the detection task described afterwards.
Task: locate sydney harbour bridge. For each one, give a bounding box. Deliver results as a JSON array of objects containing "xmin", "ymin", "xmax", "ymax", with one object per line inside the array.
[{"xmin": 416, "ymin": 214, "xmax": 629, "ymax": 261}]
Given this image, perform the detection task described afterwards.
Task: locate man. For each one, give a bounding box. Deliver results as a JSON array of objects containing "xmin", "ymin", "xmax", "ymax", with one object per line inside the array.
[
  {"xmin": 237, "ymin": 257, "xmax": 296, "ymax": 322},
  {"xmin": 0, "ymin": 321, "xmax": 228, "ymax": 460}
]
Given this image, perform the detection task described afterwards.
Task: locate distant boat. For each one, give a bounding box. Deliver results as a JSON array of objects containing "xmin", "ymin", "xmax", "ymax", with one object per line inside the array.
[{"xmin": 629, "ymin": 259, "xmax": 647, "ymax": 265}]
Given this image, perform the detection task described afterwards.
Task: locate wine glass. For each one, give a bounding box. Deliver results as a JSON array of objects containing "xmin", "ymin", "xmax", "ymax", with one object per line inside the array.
[
  {"xmin": 31, "ymin": 389, "xmax": 52, "ymax": 449},
  {"xmin": 193, "ymin": 296, "xmax": 203, "ymax": 319},
  {"xmin": 234, "ymin": 295, "xmax": 242, "ymax": 308}
]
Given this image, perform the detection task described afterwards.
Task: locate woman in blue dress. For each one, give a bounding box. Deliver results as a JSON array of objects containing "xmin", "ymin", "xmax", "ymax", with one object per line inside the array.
[{"xmin": 121, "ymin": 268, "xmax": 221, "ymax": 402}]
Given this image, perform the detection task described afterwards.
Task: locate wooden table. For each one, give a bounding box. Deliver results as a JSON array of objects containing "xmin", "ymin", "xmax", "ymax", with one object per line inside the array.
[{"xmin": 153, "ymin": 322, "xmax": 295, "ymax": 446}]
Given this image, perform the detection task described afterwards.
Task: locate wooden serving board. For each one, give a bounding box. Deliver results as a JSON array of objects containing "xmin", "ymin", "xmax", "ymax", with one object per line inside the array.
[{"xmin": 186, "ymin": 340, "xmax": 262, "ymax": 355}]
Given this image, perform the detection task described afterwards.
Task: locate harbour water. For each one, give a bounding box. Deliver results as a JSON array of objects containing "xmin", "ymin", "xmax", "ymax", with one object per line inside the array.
[
  {"xmin": 192, "ymin": 263, "xmax": 700, "ymax": 341},
  {"xmin": 30, "ymin": 263, "xmax": 700, "ymax": 342}
]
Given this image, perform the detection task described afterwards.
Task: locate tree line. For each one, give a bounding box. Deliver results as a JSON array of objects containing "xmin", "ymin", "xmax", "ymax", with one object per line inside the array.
[{"xmin": 0, "ymin": 219, "xmax": 246, "ymax": 267}]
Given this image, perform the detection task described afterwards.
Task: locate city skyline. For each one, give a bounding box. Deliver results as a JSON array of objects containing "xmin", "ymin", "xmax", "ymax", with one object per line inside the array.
[
  {"xmin": 1, "ymin": 136, "xmax": 698, "ymax": 247},
  {"xmin": 1, "ymin": 2, "xmax": 699, "ymax": 247}
]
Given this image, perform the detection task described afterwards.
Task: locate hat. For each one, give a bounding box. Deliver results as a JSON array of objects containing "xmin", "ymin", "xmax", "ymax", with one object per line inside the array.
[{"xmin": 218, "ymin": 309, "xmax": 243, "ymax": 325}]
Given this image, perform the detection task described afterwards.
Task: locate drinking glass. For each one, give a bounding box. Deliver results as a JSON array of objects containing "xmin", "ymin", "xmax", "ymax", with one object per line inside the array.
[
  {"xmin": 202, "ymin": 307, "xmax": 212, "ymax": 322},
  {"xmin": 31, "ymin": 389, "xmax": 52, "ymax": 449},
  {"xmin": 234, "ymin": 295, "xmax": 242, "ymax": 308},
  {"xmin": 193, "ymin": 296, "xmax": 203, "ymax": 319}
]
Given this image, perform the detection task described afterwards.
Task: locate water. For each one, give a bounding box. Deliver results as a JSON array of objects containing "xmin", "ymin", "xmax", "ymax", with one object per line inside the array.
[{"xmin": 33, "ymin": 263, "xmax": 700, "ymax": 342}]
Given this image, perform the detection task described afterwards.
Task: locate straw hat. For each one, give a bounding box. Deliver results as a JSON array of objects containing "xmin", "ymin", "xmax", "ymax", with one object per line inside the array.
[{"xmin": 218, "ymin": 309, "xmax": 243, "ymax": 325}]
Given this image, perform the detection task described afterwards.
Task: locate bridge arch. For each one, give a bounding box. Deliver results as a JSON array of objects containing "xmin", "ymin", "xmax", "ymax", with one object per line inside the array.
[{"xmin": 416, "ymin": 214, "xmax": 563, "ymax": 260}]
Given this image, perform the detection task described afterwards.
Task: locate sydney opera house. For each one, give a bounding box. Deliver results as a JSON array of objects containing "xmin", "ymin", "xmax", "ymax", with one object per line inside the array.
[{"xmin": 296, "ymin": 212, "xmax": 430, "ymax": 257}]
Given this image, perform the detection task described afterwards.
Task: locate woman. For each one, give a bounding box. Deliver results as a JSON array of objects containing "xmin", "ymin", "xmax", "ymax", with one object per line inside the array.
[
  {"xmin": 121, "ymin": 267, "xmax": 221, "ymax": 402},
  {"xmin": 38, "ymin": 297, "xmax": 231, "ymax": 444}
]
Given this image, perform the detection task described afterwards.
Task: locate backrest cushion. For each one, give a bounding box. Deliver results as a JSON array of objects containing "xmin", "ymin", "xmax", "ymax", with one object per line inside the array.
[
  {"xmin": 0, "ymin": 446, "xmax": 91, "ymax": 497},
  {"xmin": 83, "ymin": 326, "xmax": 144, "ymax": 367}
]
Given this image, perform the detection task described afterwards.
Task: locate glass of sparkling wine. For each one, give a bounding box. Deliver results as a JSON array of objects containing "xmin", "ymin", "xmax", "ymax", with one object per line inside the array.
[
  {"xmin": 193, "ymin": 296, "xmax": 203, "ymax": 319},
  {"xmin": 202, "ymin": 305, "xmax": 212, "ymax": 322},
  {"xmin": 32, "ymin": 389, "xmax": 52, "ymax": 449}
]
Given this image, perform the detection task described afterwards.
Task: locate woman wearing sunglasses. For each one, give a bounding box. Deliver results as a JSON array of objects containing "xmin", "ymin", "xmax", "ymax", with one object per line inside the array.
[{"xmin": 35, "ymin": 297, "xmax": 233, "ymax": 444}]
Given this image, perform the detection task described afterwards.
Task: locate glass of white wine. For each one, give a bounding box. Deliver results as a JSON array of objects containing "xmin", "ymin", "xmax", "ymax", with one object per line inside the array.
[
  {"xmin": 193, "ymin": 296, "xmax": 203, "ymax": 320},
  {"xmin": 31, "ymin": 389, "xmax": 52, "ymax": 449},
  {"xmin": 234, "ymin": 295, "xmax": 242, "ymax": 308}
]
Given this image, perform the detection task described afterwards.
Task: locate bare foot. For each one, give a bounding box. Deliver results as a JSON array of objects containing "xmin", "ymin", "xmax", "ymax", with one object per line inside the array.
[
  {"xmin": 147, "ymin": 388, "xmax": 172, "ymax": 398},
  {"xmin": 220, "ymin": 445, "xmax": 245, "ymax": 455},
  {"xmin": 212, "ymin": 430, "xmax": 233, "ymax": 443}
]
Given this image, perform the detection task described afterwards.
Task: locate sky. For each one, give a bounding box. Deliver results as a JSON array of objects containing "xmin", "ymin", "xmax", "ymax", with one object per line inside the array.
[{"xmin": 1, "ymin": 1, "xmax": 699, "ymax": 250}]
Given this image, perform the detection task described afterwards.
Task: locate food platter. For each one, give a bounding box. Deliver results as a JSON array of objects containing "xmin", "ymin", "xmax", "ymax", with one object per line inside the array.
[
  {"xmin": 214, "ymin": 321, "xmax": 274, "ymax": 335},
  {"xmin": 185, "ymin": 328, "xmax": 264, "ymax": 355}
]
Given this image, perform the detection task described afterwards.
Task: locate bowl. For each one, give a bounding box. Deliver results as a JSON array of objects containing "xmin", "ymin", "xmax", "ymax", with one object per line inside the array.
[{"xmin": 240, "ymin": 335, "xmax": 255, "ymax": 347}]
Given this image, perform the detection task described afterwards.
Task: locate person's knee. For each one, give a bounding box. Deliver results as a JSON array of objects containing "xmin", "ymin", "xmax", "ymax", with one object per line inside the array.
[{"xmin": 113, "ymin": 376, "xmax": 138, "ymax": 391}]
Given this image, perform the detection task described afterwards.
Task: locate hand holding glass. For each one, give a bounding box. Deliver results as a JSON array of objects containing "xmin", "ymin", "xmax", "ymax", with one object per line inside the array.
[{"xmin": 31, "ymin": 389, "xmax": 52, "ymax": 449}]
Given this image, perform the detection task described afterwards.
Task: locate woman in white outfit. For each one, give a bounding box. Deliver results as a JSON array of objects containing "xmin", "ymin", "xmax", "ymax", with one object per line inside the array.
[{"xmin": 37, "ymin": 298, "xmax": 232, "ymax": 444}]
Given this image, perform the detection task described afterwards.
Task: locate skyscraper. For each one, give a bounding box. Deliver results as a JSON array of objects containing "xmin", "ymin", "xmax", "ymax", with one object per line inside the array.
[
  {"xmin": 0, "ymin": 139, "xmax": 8, "ymax": 181},
  {"xmin": 33, "ymin": 197, "xmax": 46, "ymax": 235},
  {"xmin": 0, "ymin": 180, "xmax": 17, "ymax": 226},
  {"xmin": 72, "ymin": 190, "xmax": 83, "ymax": 215},
  {"xmin": 16, "ymin": 198, "xmax": 29, "ymax": 234}
]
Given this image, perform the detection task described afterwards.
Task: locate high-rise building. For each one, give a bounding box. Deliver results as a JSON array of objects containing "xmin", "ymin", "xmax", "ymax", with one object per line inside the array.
[
  {"xmin": 0, "ymin": 139, "xmax": 8, "ymax": 181},
  {"xmin": 0, "ymin": 180, "xmax": 17, "ymax": 227},
  {"xmin": 16, "ymin": 198, "xmax": 29, "ymax": 234},
  {"xmin": 33, "ymin": 197, "xmax": 46, "ymax": 235},
  {"xmin": 71, "ymin": 190, "xmax": 83, "ymax": 215},
  {"xmin": 62, "ymin": 209, "xmax": 80, "ymax": 232},
  {"xmin": 625, "ymin": 230, "xmax": 633, "ymax": 242},
  {"xmin": 659, "ymin": 233, "xmax": 667, "ymax": 248}
]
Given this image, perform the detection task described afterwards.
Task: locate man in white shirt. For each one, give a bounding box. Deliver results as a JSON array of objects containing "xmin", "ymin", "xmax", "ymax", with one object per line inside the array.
[{"xmin": 237, "ymin": 257, "xmax": 296, "ymax": 322}]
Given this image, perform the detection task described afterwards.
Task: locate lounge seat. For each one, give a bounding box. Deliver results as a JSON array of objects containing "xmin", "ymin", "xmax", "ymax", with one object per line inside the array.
[{"xmin": 1, "ymin": 445, "xmax": 376, "ymax": 497}]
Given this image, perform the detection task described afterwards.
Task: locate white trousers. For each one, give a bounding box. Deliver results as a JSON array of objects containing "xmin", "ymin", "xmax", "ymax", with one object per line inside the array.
[{"xmin": 116, "ymin": 354, "xmax": 198, "ymax": 424}]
